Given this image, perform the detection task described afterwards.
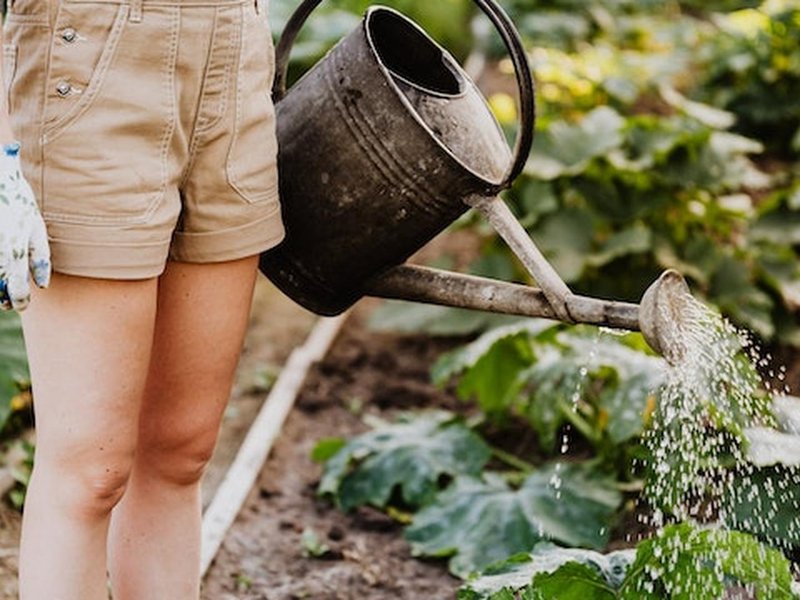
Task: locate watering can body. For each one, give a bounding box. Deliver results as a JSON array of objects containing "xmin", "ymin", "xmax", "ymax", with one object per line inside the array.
[{"xmin": 260, "ymin": 6, "xmax": 513, "ymax": 315}]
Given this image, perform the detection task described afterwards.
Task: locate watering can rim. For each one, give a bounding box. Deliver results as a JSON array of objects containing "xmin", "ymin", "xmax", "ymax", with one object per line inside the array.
[
  {"xmin": 363, "ymin": 7, "xmax": 472, "ymax": 102},
  {"xmin": 271, "ymin": 0, "xmax": 537, "ymax": 193},
  {"xmin": 362, "ymin": 5, "xmax": 511, "ymax": 188}
]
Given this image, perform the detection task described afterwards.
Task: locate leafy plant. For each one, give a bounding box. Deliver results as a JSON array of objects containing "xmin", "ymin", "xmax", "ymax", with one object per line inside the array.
[
  {"xmin": 695, "ymin": 5, "xmax": 800, "ymax": 156},
  {"xmin": 316, "ymin": 410, "xmax": 491, "ymax": 511},
  {"xmin": 431, "ymin": 319, "xmax": 664, "ymax": 454},
  {"xmin": 459, "ymin": 523, "xmax": 798, "ymax": 599},
  {"xmin": 405, "ymin": 462, "xmax": 622, "ymax": 577}
]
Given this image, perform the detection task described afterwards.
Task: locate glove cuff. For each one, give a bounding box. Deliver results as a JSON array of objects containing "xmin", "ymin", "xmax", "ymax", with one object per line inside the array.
[{"xmin": 0, "ymin": 141, "xmax": 22, "ymax": 172}]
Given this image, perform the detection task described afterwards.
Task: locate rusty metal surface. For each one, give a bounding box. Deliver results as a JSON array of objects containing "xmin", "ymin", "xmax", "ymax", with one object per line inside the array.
[
  {"xmin": 365, "ymin": 264, "xmax": 641, "ymax": 332},
  {"xmin": 260, "ymin": 8, "xmax": 512, "ymax": 315}
]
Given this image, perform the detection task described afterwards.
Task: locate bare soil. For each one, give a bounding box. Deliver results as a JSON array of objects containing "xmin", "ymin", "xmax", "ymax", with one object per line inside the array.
[{"xmin": 201, "ymin": 298, "xmax": 467, "ymax": 600}]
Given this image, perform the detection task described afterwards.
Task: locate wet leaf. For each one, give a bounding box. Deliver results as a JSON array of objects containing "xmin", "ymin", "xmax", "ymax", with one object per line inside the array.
[
  {"xmin": 459, "ymin": 545, "xmax": 634, "ymax": 599},
  {"xmin": 619, "ymin": 523, "xmax": 796, "ymax": 599},
  {"xmin": 723, "ymin": 466, "xmax": 800, "ymax": 548},
  {"xmin": 405, "ymin": 463, "xmax": 622, "ymax": 577},
  {"xmin": 317, "ymin": 411, "xmax": 491, "ymax": 511}
]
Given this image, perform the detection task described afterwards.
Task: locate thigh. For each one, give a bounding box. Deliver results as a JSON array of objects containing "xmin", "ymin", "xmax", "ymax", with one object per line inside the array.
[
  {"xmin": 19, "ymin": 273, "xmax": 158, "ymax": 465},
  {"xmin": 136, "ymin": 256, "xmax": 259, "ymax": 457}
]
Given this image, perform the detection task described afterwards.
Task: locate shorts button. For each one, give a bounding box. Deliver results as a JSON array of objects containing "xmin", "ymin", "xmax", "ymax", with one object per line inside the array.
[
  {"xmin": 55, "ymin": 80, "xmax": 72, "ymax": 97},
  {"xmin": 61, "ymin": 27, "xmax": 77, "ymax": 43}
]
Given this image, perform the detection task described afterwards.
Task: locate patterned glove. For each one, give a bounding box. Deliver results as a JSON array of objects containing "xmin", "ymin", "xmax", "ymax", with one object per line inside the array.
[{"xmin": 0, "ymin": 141, "xmax": 51, "ymax": 311}]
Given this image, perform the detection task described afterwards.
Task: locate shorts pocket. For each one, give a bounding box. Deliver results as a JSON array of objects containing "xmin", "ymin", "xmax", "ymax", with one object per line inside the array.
[
  {"xmin": 40, "ymin": 3, "xmax": 179, "ymax": 226},
  {"xmin": 41, "ymin": 1, "xmax": 129, "ymax": 143},
  {"xmin": 225, "ymin": 2, "xmax": 279, "ymax": 204},
  {"xmin": 2, "ymin": 43, "xmax": 16, "ymax": 112}
]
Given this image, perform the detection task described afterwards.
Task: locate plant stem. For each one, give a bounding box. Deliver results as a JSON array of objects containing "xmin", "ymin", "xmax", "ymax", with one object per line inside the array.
[{"xmin": 488, "ymin": 444, "xmax": 536, "ymax": 473}]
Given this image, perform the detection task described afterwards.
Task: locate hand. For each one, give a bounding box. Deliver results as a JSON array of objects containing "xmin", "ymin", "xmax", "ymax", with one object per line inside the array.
[{"xmin": 0, "ymin": 141, "xmax": 51, "ymax": 311}]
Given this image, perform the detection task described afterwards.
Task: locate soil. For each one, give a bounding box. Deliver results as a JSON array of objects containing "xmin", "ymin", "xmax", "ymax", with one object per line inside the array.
[{"xmin": 201, "ymin": 298, "xmax": 468, "ymax": 600}]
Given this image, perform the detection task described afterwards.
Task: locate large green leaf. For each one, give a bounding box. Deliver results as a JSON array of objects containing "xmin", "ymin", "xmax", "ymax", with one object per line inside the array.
[
  {"xmin": 405, "ymin": 462, "xmax": 622, "ymax": 577},
  {"xmin": 723, "ymin": 465, "xmax": 800, "ymax": 548},
  {"xmin": 0, "ymin": 311, "xmax": 28, "ymax": 431},
  {"xmin": 317, "ymin": 411, "xmax": 491, "ymax": 511},
  {"xmin": 526, "ymin": 107, "xmax": 625, "ymax": 180},
  {"xmin": 459, "ymin": 545, "xmax": 635, "ymax": 600},
  {"xmin": 524, "ymin": 333, "xmax": 663, "ymax": 449},
  {"xmin": 619, "ymin": 523, "xmax": 797, "ymax": 599},
  {"xmin": 433, "ymin": 323, "xmax": 664, "ymax": 452},
  {"xmin": 430, "ymin": 319, "xmax": 557, "ymax": 400}
]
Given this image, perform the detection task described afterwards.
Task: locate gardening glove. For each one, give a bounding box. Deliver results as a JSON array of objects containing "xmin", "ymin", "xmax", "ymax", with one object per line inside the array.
[{"xmin": 0, "ymin": 141, "xmax": 51, "ymax": 311}]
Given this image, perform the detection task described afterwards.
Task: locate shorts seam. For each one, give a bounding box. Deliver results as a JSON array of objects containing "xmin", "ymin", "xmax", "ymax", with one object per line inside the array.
[
  {"xmin": 172, "ymin": 200, "xmax": 280, "ymax": 240},
  {"xmin": 193, "ymin": 7, "xmax": 236, "ymax": 135},
  {"xmin": 155, "ymin": 5, "xmax": 180, "ymax": 211},
  {"xmin": 178, "ymin": 6, "xmax": 236, "ymax": 190},
  {"xmin": 223, "ymin": 4, "xmax": 254, "ymax": 202},
  {"xmin": 48, "ymin": 235, "xmax": 171, "ymax": 248}
]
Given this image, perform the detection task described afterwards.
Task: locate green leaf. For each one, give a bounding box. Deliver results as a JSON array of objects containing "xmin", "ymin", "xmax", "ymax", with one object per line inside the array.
[
  {"xmin": 526, "ymin": 107, "xmax": 625, "ymax": 180},
  {"xmin": 532, "ymin": 208, "xmax": 595, "ymax": 283},
  {"xmin": 710, "ymin": 256, "xmax": 775, "ymax": 338},
  {"xmin": 318, "ymin": 411, "xmax": 491, "ymax": 511},
  {"xmin": 523, "ymin": 332, "xmax": 664, "ymax": 449},
  {"xmin": 531, "ymin": 561, "xmax": 617, "ymax": 599},
  {"xmin": 619, "ymin": 523, "xmax": 796, "ymax": 599},
  {"xmin": 751, "ymin": 210, "xmax": 800, "ymax": 246},
  {"xmin": 405, "ymin": 463, "xmax": 622, "ymax": 578},
  {"xmin": 460, "ymin": 545, "xmax": 635, "ymax": 599},
  {"xmin": 723, "ymin": 466, "xmax": 800, "ymax": 548},
  {"xmin": 586, "ymin": 224, "xmax": 652, "ymax": 268},
  {"xmin": 310, "ymin": 437, "xmax": 346, "ymax": 463},
  {"xmin": 659, "ymin": 84, "xmax": 737, "ymax": 130},
  {"xmin": 300, "ymin": 527, "xmax": 331, "ymax": 558},
  {"xmin": 431, "ymin": 319, "xmax": 557, "ymax": 390},
  {"xmin": 0, "ymin": 311, "xmax": 29, "ymax": 432}
]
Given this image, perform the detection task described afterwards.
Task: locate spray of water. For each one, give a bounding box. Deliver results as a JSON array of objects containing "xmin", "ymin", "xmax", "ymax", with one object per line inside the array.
[{"xmin": 640, "ymin": 291, "xmax": 800, "ymax": 586}]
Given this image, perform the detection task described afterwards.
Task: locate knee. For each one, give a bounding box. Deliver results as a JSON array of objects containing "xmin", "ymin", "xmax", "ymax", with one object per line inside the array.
[
  {"xmin": 36, "ymin": 451, "xmax": 135, "ymax": 519},
  {"xmin": 138, "ymin": 430, "xmax": 219, "ymax": 487}
]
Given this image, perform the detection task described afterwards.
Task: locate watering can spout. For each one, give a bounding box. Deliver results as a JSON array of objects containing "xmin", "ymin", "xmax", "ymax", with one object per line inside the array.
[
  {"xmin": 639, "ymin": 269, "xmax": 692, "ymax": 363},
  {"xmin": 363, "ymin": 265, "xmax": 693, "ymax": 364}
]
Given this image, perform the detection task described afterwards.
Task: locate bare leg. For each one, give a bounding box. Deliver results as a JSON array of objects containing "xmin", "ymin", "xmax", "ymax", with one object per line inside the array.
[
  {"xmin": 107, "ymin": 256, "xmax": 259, "ymax": 599},
  {"xmin": 17, "ymin": 274, "xmax": 158, "ymax": 600}
]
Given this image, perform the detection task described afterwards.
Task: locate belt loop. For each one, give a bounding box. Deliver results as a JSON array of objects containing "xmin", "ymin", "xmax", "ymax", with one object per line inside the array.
[
  {"xmin": 129, "ymin": 0, "xmax": 142, "ymax": 23},
  {"xmin": 254, "ymin": 0, "xmax": 259, "ymax": 14}
]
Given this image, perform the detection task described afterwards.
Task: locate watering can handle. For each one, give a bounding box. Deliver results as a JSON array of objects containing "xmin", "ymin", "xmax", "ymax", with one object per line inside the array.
[{"xmin": 272, "ymin": 0, "xmax": 535, "ymax": 191}]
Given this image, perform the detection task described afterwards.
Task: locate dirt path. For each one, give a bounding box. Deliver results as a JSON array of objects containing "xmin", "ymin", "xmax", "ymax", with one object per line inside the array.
[{"xmin": 201, "ymin": 298, "xmax": 465, "ymax": 600}]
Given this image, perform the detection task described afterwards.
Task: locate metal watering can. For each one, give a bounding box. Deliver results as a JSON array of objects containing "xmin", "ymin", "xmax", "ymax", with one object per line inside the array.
[{"xmin": 259, "ymin": 0, "xmax": 691, "ymax": 362}]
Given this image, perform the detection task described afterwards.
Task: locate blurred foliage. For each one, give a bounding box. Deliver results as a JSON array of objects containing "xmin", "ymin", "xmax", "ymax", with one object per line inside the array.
[
  {"xmin": 695, "ymin": 3, "xmax": 800, "ymax": 155},
  {"xmin": 0, "ymin": 312, "xmax": 29, "ymax": 435}
]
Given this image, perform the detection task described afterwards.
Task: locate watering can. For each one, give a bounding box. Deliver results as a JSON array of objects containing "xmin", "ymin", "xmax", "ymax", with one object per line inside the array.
[{"xmin": 258, "ymin": 0, "xmax": 691, "ymax": 362}]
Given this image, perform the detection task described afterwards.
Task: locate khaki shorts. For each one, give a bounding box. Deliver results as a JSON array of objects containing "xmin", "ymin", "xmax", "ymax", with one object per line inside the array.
[{"xmin": 2, "ymin": 0, "xmax": 286, "ymax": 279}]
